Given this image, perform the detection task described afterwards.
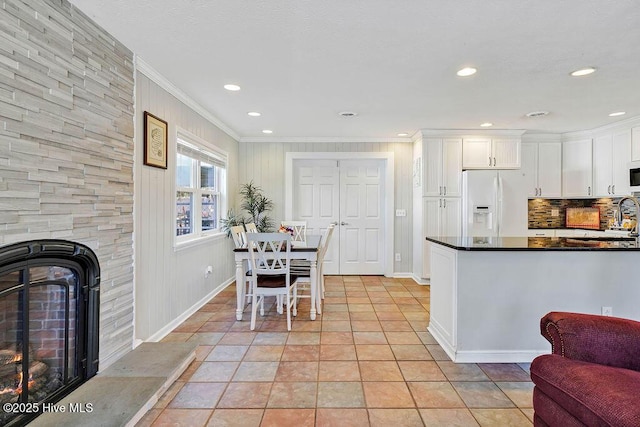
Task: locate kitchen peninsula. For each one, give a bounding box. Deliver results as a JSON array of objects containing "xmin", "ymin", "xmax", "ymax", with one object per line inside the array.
[{"xmin": 426, "ymin": 235, "xmax": 640, "ymax": 363}]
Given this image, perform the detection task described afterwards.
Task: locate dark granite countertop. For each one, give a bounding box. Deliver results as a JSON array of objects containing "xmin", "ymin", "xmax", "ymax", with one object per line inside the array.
[{"xmin": 426, "ymin": 236, "xmax": 640, "ymax": 251}]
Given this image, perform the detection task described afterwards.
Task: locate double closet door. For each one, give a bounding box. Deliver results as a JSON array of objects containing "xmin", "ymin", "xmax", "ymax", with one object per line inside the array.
[{"xmin": 292, "ymin": 159, "xmax": 385, "ymax": 275}]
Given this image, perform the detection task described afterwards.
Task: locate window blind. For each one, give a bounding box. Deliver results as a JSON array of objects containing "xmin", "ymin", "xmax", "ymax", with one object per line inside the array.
[{"xmin": 177, "ymin": 140, "xmax": 226, "ymax": 169}]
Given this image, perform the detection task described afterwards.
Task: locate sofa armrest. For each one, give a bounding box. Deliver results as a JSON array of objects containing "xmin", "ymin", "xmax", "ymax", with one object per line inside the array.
[{"xmin": 541, "ymin": 311, "xmax": 640, "ymax": 372}]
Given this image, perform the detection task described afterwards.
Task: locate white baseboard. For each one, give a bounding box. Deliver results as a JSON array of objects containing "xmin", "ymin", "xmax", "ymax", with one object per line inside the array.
[
  {"xmin": 452, "ymin": 349, "xmax": 548, "ymax": 364},
  {"xmin": 427, "ymin": 323, "xmax": 456, "ymax": 361},
  {"xmin": 411, "ymin": 274, "xmax": 429, "ymax": 285},
  {"xmin": 146, "ymin": 276, "xmax": 234, "ymax": 343},
  {"xmin": 428, "ymin": 324, "xmax": 547, "ymax": 363}
]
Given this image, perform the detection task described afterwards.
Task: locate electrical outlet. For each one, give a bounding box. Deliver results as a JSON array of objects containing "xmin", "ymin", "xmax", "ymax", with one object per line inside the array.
[
  {"xmin": 602, "ymin": 306, "xmax": 613, "ymax": 316},
  {"xmin": 395, "ymin": 253, "xmax": 401, "ymax": 262},
  {"xmin": 205, "ymin": 265, "xmax": 213, "ymax": 278}
]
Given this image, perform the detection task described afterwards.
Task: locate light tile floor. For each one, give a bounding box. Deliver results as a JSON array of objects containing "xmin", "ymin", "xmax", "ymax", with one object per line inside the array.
[{"xmin": 138, "ymin": 276, "xmax": 534, "ymax": 427}]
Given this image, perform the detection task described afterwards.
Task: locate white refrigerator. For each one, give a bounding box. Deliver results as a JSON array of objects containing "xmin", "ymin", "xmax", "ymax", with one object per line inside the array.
[{"xmin": 462, "ymin": 170, "xmax": 528, "ymax": 237}]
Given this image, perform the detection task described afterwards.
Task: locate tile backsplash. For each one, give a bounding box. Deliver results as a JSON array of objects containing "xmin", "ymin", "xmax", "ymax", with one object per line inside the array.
[{"xmin": 528, "ymin": 198, "xmax": 624, "ymax": 229}]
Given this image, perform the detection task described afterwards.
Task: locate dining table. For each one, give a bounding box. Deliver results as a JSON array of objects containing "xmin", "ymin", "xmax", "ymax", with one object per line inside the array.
[{"xmin": 233, "ymin": 234, "xmax": 322, "ymax": 321}]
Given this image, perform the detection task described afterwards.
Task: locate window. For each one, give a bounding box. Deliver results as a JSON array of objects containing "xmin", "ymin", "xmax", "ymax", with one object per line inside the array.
[{"xmin": 176, "ymin": 133, "xmax": 227, "ymax": 243}]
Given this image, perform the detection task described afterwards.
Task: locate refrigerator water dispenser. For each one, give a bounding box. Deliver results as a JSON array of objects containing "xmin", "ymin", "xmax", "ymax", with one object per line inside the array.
[{"xmin": 473, "ymin": 205, "xmax": 493, "ymax": 231}]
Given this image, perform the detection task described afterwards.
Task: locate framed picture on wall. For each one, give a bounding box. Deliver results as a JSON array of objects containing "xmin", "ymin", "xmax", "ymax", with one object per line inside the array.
[{"xmin": 143, "ymin": 111, "xmax": 168, "ymax": 169}]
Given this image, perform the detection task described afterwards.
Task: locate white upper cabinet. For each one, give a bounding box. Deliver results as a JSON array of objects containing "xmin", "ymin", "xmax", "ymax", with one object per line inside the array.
[
  {"xmin": 462, "ymin": 138, "xmax": 493, "ymax": 168},
  {"xmin": 612, "ymin": 130, "xmax": 631, "ymax": 196},
  {"xmin": 462, "ymin": 138, "xmax": 520, "ymax": 169},
  {"xmin": 593, "ymin": 130, "xmax": 631, "ymax": 197},
  {"xmin": 562, "ymin": 139, "xmax": 593, "ymax": 197},
  {"xmin": 592, "ymin": 135, "xmax": 613, "ymax": 197},
  {"xmin": 538, "ymin": 142, "xmax": 563, "ymax": 197},
  {"xmin": 522, "ymin": 141, "xmax": 562, "ymax": 198},
  {"xmin": 493, "ymin": 138, "xmax": 521, "ymax": 168},
  {"xmin": 632, "ymin": 127, "xmax": 640, "ymax": 161},
  {"xmin": 423, "ymin": 138, "xmax": 462, "ymax": 197}
]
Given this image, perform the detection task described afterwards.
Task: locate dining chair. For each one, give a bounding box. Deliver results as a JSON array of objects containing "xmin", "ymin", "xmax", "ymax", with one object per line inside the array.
[
  {"xmin": 230, "ymin": 225, "xmax": 248, "ymax": 248},
  {"xmin": 245, "ymin": 222, "xmax": 258, "ymax": 233},
  {"xmin": 230, "ymin": 225, "xmax": 253, "ymax": 307},
  {"xmin": 246, "ymin": 232, "xmax": 298, "ymax": 331},
  {"xmin": 292, "ymin": 224, "xmax": 335, "ymax": 314},
  {"xmin": 280, "ymin": 220, "xmax": 307, "ymax": 243}
]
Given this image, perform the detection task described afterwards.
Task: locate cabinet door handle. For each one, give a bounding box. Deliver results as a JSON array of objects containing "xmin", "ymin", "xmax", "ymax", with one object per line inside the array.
[
  {"xmin": 588, "ymin": 186, "xmax": 591, "ymax": 196},
  {"xmin": 538, "ymin": 188, "xmax": 542, "ymax": 196},
  {"xmin": 493, "ymin": 157, "xmax": 496, "ymax": 167},
  {"xmin": 489, "ymin": 156, "xmax": 492, "ymax": 166},
  {"xmin": 439, "ymin": 199, "xmax": 442, "ymax": 208},
  {"xmin": 439, "ymin": 186, "xmax": 443, "ymax": 195},
  {"xmin": 443, "ymin": 199, "xmax": 447, "ymax": 208},
  {"xmin": 607, "ymin": 185, "xmax": 611, "ymax": 194},
  {"xmin": 612, "ymin": 185, "xmax": 615, "ymax": 194},
  {"xmin": 443, "ymin": 186, "xmax": 447, "ymax": 195}
]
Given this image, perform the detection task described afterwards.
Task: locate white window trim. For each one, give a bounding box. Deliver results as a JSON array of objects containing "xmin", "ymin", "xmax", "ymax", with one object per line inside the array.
[{"xmin": 174, "ymin": 128, "xmax": 228, "ymax": 249}]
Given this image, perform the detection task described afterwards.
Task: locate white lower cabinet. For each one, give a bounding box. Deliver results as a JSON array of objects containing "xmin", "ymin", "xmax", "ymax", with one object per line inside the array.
[{"xmin": 423, "ymin": 197, "xmax": 461, "ymax": 278}]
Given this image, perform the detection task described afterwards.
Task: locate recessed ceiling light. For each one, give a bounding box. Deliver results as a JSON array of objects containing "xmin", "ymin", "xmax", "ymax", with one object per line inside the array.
[
  {"xmin": 570, "ymin": 67, "xmax": 596, "ymax": 77},
  {"xmin": 397, "ymin": 133, "xmax": 409, "ymax": 137},
  {"xmin": 609, "ymin": 111, "xmax": 626, "ymax": 117},
  {"xmin": 526, "ymin": 111, "xmax": 549, "ymax": 118},
  {"xmin": 223, "ymin": 84, "xmax": 241, "ymax": 91},
  {"xmin": 480, "ymin": 122, "xmax": 493, "ymax": 127},
  {"xmin": 338, "ymin": 111, "xmax": 358, "ymax": 117},
  {"xmin": 456, "ymin": 67, "xmax": 477, "ymax": 77},
  {"xmin": 247, "ymin": 111, "xmax": 261, "ymax": 117},
  {"xmin": 262, "ymin": 129, "xmax": 273, "ymax": 134}
]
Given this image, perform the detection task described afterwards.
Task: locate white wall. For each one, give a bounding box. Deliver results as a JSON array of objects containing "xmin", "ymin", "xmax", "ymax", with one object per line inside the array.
[
  {"xmin": 238, "ymin": 140, "xmax": 414, "ymax": 274},
  {"xmin": 135, "ymin": 70, "xmax": 240, "ymax": 341}
]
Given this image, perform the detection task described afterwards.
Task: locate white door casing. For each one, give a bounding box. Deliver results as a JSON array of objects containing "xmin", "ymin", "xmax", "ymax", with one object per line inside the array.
[{"xmin": 285, "ymin": 152, "xmax": 394, "ymax": 277}]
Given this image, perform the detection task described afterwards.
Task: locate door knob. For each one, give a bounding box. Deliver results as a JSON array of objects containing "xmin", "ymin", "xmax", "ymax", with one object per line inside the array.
[
  {"xmin": 340, "ymin": 222, "xmax": 349, "ymax": 226},
  {"xmin": 330, "ymin": 221, "xmax": 339, "ymax": 226}
]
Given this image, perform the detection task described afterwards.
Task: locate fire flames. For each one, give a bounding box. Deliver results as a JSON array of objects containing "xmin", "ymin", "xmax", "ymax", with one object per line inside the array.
[{"xmin": 0, "ymin": 354, "xmax": 34, "ymax": 396}]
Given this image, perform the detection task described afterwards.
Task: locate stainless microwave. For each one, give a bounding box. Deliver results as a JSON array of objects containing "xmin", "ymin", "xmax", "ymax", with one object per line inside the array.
[{"xmin": 630, "ymin": 161, "xmax": 640, "ymax": 191}]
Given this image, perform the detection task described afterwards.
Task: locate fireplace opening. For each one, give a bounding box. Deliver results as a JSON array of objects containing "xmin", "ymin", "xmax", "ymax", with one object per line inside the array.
[{"xmin": 0, "ymin": 240, "xmax": 100, "ymax": 426}]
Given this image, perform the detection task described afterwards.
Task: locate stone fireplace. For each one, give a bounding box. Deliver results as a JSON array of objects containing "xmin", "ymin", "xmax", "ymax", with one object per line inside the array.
[{"xmin": 0, "ymin": 240, "xmax": 100, "ymax": 426}]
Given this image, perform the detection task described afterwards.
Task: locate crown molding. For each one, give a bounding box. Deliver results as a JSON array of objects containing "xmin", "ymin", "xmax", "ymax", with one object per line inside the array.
[
  {"xmin": 239, "ymin": 136, "xmax": 412, "ymax": 143},
  {"xmin": 417, "ymin": 129, "xmax": 527, "ymax": 138},
  {"xmin": 521, "ymin": 133, "xmax": 562, "ymax": 142},
  {"xmin": 135, "ymin": 55, "xmax": 240, "ymax": 142},
  {"xmin": 562, "ymin": 115, "xmax": 640, "ymax": 140}
]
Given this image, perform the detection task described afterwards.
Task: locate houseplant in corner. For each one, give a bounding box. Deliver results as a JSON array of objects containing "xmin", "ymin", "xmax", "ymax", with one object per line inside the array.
[
  {"xmin": 239, "ymin": 181, "xmax": 274, "ymax": 232},
  {"xmin": 221, "ymin": 181, "xmax": 274, "ymax": 236}
]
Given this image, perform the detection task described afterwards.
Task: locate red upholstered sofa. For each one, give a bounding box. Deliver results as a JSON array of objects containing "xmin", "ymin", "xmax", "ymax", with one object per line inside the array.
[{"xmin": 530, "ymin": 312, "xmax": 640, "ymax": 427}]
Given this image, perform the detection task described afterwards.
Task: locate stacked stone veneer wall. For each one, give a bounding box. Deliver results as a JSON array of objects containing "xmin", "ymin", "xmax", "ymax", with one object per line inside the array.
[{"xmin": 0, "ymin": 1, "xmax": 135, "ymax": 367}]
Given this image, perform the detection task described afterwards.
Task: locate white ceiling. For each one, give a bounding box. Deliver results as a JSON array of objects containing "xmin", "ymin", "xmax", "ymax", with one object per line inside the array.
[{"xmin": 70, "ymin": 0, "xmax": 640, "ymax": 140}]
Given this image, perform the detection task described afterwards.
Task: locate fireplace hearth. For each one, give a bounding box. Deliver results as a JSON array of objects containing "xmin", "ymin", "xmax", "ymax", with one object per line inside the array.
[{"xmin": 0, "ymin": 240, "xmax": 100, "ymax": 426}]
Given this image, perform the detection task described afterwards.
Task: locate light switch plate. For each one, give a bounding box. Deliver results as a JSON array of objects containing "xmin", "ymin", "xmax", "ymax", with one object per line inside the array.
[{"xmin": 395, "ymin": 209, "xmax": 407, "ymax": 217}]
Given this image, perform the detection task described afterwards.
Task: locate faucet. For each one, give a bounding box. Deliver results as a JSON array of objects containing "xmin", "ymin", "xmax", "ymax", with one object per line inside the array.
[{"xmin": 617, "ymin": 196, "xmax": 640, "ymax": 238}]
